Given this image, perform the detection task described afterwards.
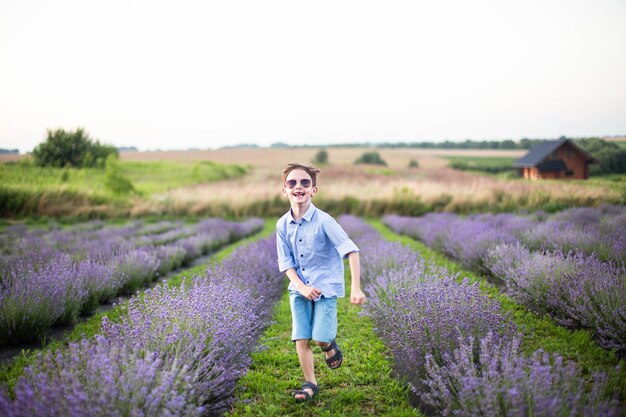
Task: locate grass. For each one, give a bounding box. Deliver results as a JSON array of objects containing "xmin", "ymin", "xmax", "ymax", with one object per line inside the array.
[
  {"xmin": 226, "ymin": 267, "xmax": 422, "ymax": 417},
  {"xmin": 369, "ymin": 219, "xmax": 626, "ymax": 400},
  {"xmin": 584, "ymin": 174, "xmax": 626, "ymax": 204},
  {"xmin": 443, "ymin": 155, "xmax": 517, "ymax": 175},
  {"xmin": 118, "ymin": 160, "xmax": 248, "ymax": 195},
  {"xmin": 0, "ymin": 218, "xmax": 274, "ymax": 393},
  {"xmin": 0, "ymin": 159, "xmax": 248, "ymax": 217}
]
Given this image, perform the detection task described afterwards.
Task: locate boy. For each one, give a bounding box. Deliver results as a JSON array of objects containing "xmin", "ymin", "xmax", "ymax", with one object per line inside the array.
[{"xmin": 275, "ymin": 163, "xmax": 366, "ymax": 401}]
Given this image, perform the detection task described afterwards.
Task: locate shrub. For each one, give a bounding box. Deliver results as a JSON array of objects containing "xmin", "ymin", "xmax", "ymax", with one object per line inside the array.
[
  {"xmin": 485, "ymin": 244, "xmax": 626, "ymax": 354},
  {"xmin": 32, "ymin": 128, "xmax": 118, "ymax": 168},
  {"xmin": 312, "ymin": 149, "xmax": 329, "ymax": 165},
  {"xmin": 408, "ymin": 159, "xmax": 419, "ymax": 168},
  {"xmin": 354, "ymin": 151, "xmax": 386, "ymax": 166},
  {"xmin": 104, "ymin": 155, "xmax": 135, "ymax": 195},
  {"xmin": 423, "ymin": 333, "xmax": 620, "ymax": 416}
]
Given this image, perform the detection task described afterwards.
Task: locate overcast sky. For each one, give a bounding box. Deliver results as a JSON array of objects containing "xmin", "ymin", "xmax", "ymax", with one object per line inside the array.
[{"xmin": 1, "ymin": 0, "xmax": 625, "ymax": 153}]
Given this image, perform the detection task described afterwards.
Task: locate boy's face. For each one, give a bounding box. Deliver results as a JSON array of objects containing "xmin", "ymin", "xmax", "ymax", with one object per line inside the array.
[{"xmin": 282, "ymin": 169, "xmax": 317, "ymax": 206}]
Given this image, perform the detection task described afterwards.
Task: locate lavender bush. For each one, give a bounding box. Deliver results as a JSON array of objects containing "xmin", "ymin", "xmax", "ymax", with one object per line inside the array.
[
  {"xmin": 384, "ymin": 205, "xmax": 626, "ymax": 266},
  {"xmin": 383, "ymin": 213, "xmax": 530, "ymax": 272},
  {"xmin": 385, "ymin": 207, "xmax": 626, "ymax": 354},
  {"xmin": 339, "ymin": 216, "xmax": 516, "ymax": 385},
  {"xmin": 0, "ymin": 336, "xmax": 202, "ymax": 417},
  {"xmin": 0, "ymin": 218, "xmax": 264, "ymax": 345},
  {"xmin": 0, "ymin": 254, "xmax": 85, "ymax": 343},
  {"xmin": 340, "ymin": 215, "xmax": 621, "ymax": 416},
  {"xmin": 423, "ymin": 333, "xmax": 620, "ymax": 417},
  {"xmin": 0, "ymin": 234, "xmax": 282, "ymax": 416},
  {"xmin": 366, "ymin": 277, "xmax": 517, "ymax": 393},
  {"xmin": 486, "ymin": 244, "xmax": 626, "ymax": 354},
  {"xmin": 77, "ymin": 258, "xmax": 123, "ymax": 314}
]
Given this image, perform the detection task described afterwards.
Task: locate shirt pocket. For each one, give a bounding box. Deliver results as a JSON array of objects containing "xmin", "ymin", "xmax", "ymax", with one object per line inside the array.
[{"xmin": 306, "ymin": 233, "xmax": 327, "ymax": 252}]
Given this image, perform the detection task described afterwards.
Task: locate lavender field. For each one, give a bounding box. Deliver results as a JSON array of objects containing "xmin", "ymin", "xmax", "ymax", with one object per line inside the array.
[
  {"xmin": 340, "ymin": 215, "xmax": 623, "ymax": 416},
  {"xmin": 0, "ymin": 221, "xmax": 282, "ymax": 416},
  {"xmin": 0, "ymin": 209, "xmax": 624, "ymax": 416},
  {"xmin": 383, "ymin": 205, "xmax": 626, "ymax": 355},
  {"xmin": 0, "ymin": 218, "xmax": 264, "ymax": 345}
]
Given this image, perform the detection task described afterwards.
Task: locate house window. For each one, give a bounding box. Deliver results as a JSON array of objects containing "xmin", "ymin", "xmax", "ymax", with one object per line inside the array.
[
  {"xmin": 565, "ymin": 169, "xmax": 574, "ymax": 176},
  {"xmin": 565, "ymin": 149, "xmax": 573, "ymax": 158}
]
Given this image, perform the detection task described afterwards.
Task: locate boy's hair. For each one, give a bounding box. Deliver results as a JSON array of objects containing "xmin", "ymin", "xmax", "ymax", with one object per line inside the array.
[{"xmin": 282, "ymin": 163, "xmax": 321, "ymax": 186}]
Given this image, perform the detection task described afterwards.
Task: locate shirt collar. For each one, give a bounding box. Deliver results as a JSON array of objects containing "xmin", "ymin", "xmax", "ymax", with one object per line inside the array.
[{"xmin": 288, "ymin": 203, "xmax": 317, "ymax": 224}]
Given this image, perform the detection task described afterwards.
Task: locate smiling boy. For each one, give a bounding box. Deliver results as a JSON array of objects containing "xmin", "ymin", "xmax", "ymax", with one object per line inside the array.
[{"xmin": 275, "ymin": 162, "xmax": 366, "ymax": 401}]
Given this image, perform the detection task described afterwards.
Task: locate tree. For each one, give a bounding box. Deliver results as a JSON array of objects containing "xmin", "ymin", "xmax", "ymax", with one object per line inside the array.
[
  {"xmin": 32, "ymin": 128, "xmax": 118, "ymax": 168},
  {"xmin": 576, "ymin": 138, "xmax": 625, "ymax": 174},
  {"xmin": 500, "ymin": 139, "xmax": 516, "ymax": 149}
]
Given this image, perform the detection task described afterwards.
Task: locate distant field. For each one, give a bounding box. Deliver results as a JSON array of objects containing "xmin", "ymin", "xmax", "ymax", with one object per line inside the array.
[
  {"xmin": 1, "ymin": 147, "xmax": 623, "ymax": 218},
  {"xmin": 605, "ymin": 137, "xmax": 626, "ymax": 148},
  {"xmin": 116, "ymin": 147, "xmax": 526, "ymax": 170}
]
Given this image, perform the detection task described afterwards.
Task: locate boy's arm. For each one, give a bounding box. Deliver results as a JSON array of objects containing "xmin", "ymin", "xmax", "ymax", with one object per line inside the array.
[
  {"xmin": 348, "ymin": 251, "xmax": 366, "ymax": 305},
  {"xmin": 284, "ymin": 267, "xmax": 322, "ymax": 301}
]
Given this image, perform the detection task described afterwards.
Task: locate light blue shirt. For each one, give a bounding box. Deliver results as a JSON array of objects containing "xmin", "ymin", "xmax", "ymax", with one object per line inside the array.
[{"xmin": 276, "ymin": 203, "xmax": 359, "ymax": 298}]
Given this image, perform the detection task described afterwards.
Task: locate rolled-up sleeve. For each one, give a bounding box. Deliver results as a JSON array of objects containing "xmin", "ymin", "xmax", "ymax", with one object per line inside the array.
[
  {"xmin": 323, "ymin": 218, "xmax": 359, "ymax": 259},
  {"xmin": 276, "ymin": 228, "xmax": 296, "ymax": 272}
]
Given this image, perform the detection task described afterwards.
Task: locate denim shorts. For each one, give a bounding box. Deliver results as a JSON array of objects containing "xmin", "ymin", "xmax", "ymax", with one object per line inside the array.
[{"xmin": 289, "ymin": 291, "xmax": 337, "ymax": 343}]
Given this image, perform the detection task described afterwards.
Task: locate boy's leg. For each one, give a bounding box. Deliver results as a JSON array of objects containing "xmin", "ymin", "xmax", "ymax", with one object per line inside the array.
[
  {"xmin": 295, "ymin": 339, "xmax": 316, "ymax": 387},
  {"xmin": 290, "ymin": 292, "xmax": 317, "ymax": 398},
  {"xmin": 311, "ymin": 296, "xmax": 341, "ymax": 368}
]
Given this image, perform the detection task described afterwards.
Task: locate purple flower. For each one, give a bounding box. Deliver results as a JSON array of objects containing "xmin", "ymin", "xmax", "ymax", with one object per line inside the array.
[
  {"xmin": 422, "ymin": 333, "xmax": 621, "ymax": 416},
  {"xmin": 0, "ymin": 230, "xmax": 282, "ymax": 416}
]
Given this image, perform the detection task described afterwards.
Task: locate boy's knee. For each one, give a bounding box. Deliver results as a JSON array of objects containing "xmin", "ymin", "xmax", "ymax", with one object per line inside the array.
[{"xmin": 294, "ymin": 339, "xmax": 311, "ymax": 348}]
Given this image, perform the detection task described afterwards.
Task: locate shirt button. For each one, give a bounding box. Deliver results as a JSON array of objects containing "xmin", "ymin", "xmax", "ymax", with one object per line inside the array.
[
  {"xmin": 302, "ymin": 268, "xmax": 306, "ymax": 271},
  {"xmin": 300, "ymin": 254, "xmax": 303, "ymax": 257},
  {"xmin": 299, "ymin": 239, "xmax": 302, "ymax": 242}
]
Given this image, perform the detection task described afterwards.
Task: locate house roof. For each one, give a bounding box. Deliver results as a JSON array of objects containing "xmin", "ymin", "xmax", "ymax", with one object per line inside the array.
[
  {"xmin": 512, "ymin": 139, "xmax": 596, "ymax": 168},
  {"xmin": 536, "ymin": 159, "xmax": 567, "ymax": 172}
]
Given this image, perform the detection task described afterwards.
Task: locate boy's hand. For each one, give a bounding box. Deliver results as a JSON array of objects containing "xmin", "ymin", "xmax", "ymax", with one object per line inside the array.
[
  {"xmin": 350, "ymin": 288, "xmax": 366, "ymax": 305},
  {"xmin": 298, "ymin": 284, "xmax": 322, "ymax": 301}
]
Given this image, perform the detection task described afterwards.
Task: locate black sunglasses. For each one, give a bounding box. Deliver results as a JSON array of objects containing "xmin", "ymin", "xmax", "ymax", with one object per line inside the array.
[{"xmin": 285, "ymin": 179, "xmax": 312, "ymax": 188}]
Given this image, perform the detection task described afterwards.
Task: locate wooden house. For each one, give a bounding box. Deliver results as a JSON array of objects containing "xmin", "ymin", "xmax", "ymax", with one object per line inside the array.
[{"xmin": 513, "ymin": 139, "xmax": 597, "ymax": 180}]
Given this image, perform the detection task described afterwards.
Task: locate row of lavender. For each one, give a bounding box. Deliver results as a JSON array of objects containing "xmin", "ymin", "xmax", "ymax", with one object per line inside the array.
[
  {"xmin": 0, "ymin": 234, "xmax": 283, "ymax": 416},
  {"xmin": 0, "ymin": 218, "xmax": 264, "ymax": 345},
  {"xmin": 339, "ymin": 215, "xmax": 621, "ymax": 416},
  {"xmin": 382, "ymin": 205, "xmax": 626, "ymax": 354}
]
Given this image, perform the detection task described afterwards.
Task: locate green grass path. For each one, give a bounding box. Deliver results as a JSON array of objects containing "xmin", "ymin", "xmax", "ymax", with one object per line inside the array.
[{"xmin": 226, "ymin": 267, "xmax": 422, "ymax": 417}]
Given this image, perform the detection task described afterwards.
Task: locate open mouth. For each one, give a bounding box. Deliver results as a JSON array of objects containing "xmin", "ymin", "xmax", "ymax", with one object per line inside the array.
[{"xmin": 293, "ymin": 192, "xmax": 305, "ymax": 197}]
